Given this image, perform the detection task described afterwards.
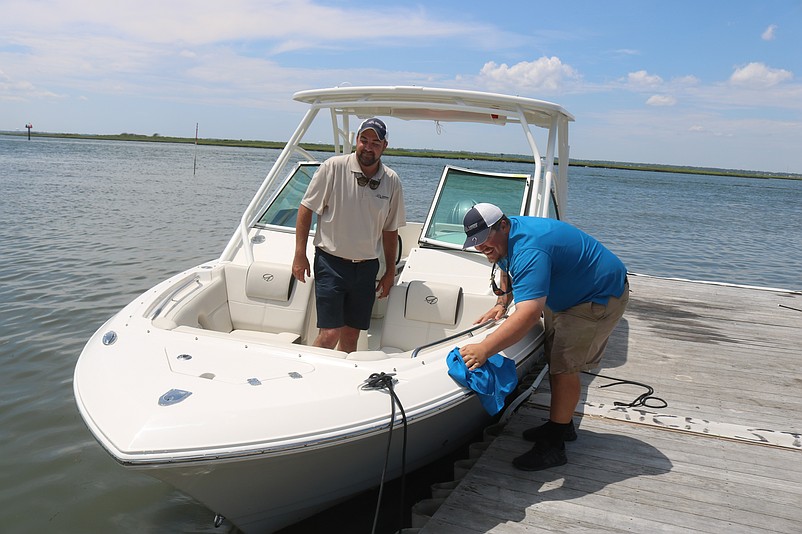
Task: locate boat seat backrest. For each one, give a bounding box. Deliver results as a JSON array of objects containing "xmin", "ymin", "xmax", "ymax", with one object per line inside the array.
[
  {"xmin": 225, "ymin": 262, "xmax": 313, "ymax": 336},
  {"xmin": 379, "ymin": 280, "xmax": 464, "ymax": 352},
  {"xmin": 405, "ymin": 280, "xmax": 462, "ymax": 325},
  {"xmin": 245, "ymin": 261, "xmax": 295, "ymax": 301}
]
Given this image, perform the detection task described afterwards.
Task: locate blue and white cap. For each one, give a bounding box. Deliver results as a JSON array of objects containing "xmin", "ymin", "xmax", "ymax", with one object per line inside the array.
[{"xmin": 462, "ymin": 203, "xmax": 503, "ymax": 249}]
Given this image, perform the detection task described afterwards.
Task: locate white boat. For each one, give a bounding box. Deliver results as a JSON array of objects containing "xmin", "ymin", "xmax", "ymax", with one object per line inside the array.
[{"xmin": 73, "ymin": 86, "xmax": 574, "ymax": 532}]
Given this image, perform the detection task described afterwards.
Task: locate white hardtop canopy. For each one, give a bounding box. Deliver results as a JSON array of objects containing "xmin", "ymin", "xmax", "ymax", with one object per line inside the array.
[
  {"xmin": 223, "ymin": 85, "xmax": 573, "ymax": 263},
  {"xmin": 293, "ymin": 85, "xmax": 574, "ymax": 129}
]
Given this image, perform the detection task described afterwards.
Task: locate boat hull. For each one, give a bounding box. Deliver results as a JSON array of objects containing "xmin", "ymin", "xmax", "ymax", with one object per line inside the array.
[
  {"xmin": 134, "ymin": 393, "xmax": 492, "ymax": 532},
  {"xmin": 73, "ymin": 260, "xmax": 543, "ymax": 532}
]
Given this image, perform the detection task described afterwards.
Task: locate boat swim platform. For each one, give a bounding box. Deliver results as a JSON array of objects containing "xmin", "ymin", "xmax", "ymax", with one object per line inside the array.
[{"xmin": 420, "ymin": 273, "xmax": 802, "ymax": 533}]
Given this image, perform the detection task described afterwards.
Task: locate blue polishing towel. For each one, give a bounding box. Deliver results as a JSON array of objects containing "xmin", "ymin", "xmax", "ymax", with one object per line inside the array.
[{"xmin": 446, "ymin": 347, "xmax": 518, "ymax": 415}]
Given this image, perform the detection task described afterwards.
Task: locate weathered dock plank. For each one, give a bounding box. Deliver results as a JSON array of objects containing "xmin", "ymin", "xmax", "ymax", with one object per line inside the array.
[{"xmin": 421, "ymin": 275, "xmax": 802, "ymax": 533}]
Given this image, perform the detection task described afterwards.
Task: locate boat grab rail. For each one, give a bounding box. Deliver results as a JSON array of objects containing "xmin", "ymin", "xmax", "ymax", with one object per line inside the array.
[
  {"xmin": 148, "ymin": 275, "xmax": 202, "ymax": 320},
  {"xmin": 411, "ymin": 318, "xmax": 496, "ymax": 358}
]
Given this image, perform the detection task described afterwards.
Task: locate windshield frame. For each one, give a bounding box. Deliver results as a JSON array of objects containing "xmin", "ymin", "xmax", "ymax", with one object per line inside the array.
[{"xmin": 420, "ymin": 165, "xmax": 530, "ymax": 250}]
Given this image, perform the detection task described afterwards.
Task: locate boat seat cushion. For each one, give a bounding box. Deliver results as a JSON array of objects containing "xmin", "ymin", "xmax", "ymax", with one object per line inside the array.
[
  {"xmin": 404, "ymin": 280, "xmax": 462, "ymax": 325},
  {"xmin": 379, "ymin": 280, "xmax": 466, "ymax": 353},
  {"xmin": 230, "ymin": 329, "xmax": 301, "ymax": 344},
  {"xmin": 225, "ymin": 262, "xmax": 313, "ymax": 336},
  {"xmin": 245, "ymin": 262, "xmax": 295, "ymax": 302},
  {"xmin": 173, "ymin": 326, "xmax": 301, "ymax": 346}
]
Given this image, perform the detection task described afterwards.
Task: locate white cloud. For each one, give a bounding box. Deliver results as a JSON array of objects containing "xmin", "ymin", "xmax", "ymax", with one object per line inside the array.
[
  {"xmin": 0, "ymin": 0, "xmax": 507, "ymax": 105},
  {"xmin": 686, "ymin": 124, "xmax": 730, "ymax": 137},
  {"xmin": 646, "ymin": 94, "xmax": 676, "ymax": 106},
  {"xmin": 0, "ymin": 68, "xmax": 62, "ymax": 101},
  {"xmin": 761, "ymin": 24, "xmax": 778, "ymax": 41},
  {"xmin": 674, "ymin": 75, "xmax": 700, "ymax": 86},
  {"xmin": 730, "ymin": 62, "xmax": 793, "ymax": 87},
  {"xmin": 2, "ymin": 0, "xmax": 492, "ymax": 49},
  {"xmin": 626, "ymin": 70, "xmax": 663, "ymax": 88},
  {"xmin": 477, "ymin": 56, "xmax": 580, "ymax": 92}
]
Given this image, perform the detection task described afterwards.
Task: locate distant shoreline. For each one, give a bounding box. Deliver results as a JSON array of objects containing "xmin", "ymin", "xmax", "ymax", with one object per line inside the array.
[{"xmin": 4, "ymin": 131, "xmax": 800, "ymax": 181}]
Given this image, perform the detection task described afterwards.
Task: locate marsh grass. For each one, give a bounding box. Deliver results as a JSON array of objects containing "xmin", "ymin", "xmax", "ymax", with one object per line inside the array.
[{"xmin": 7, "ymin": 131, "xmax": 800, "ymax": 180}]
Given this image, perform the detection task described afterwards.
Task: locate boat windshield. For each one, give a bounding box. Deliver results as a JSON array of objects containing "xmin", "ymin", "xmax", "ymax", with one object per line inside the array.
[
  {"xmin": 421, "ymin": 166, "xmax": 529, "ymax": 249},
  {"xmin": 255, "ymin": 162, "xmax": 320, "ymax": 230}
]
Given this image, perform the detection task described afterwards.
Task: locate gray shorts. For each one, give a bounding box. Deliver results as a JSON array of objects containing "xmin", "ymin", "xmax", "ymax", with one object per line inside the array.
[{"xmin": 543, "ymin": 280, "xmax": 629, "ymax": 374}]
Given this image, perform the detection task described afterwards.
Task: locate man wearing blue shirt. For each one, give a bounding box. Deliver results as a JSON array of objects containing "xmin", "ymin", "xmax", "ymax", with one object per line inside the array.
[{"xmin": 459, "ymin": 203, "xmax": 629, "ymax": 471}]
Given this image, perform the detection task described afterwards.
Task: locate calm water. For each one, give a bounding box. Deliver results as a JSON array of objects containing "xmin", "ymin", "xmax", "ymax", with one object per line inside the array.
[{"xmin": 1, "ymin": 135, "xmax": 800, "ymax": 533}]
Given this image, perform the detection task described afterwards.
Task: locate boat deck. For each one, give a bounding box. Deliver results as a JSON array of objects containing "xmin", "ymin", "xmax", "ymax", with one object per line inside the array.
[{"xmin": 420, "ymin": 274, "xmax": 802, "ymax": 533}]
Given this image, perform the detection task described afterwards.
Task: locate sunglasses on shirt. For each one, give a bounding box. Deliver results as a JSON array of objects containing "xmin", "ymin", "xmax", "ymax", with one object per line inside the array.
[
  {"xmin": 491, "ymin": 263, "xmax": 512, "ymax": 296},
  {"xmin": 356, "ymin": 174, "xmax": 381, "ymax": 190}
]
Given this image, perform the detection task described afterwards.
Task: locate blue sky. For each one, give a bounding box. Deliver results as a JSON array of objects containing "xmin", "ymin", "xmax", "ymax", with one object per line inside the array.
[{"xmin": 2, "ymin": 0, "xmax": 801, "ymax": 173}]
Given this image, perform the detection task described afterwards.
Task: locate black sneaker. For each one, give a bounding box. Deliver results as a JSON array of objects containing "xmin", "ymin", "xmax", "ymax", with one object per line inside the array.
[
  {"xmin": 512, "ymin": 441, "xmax": 567, "ymax": 471},
  {"xmin": 522, "ymin": 420, "xmax": 577, "ymax": 443}
]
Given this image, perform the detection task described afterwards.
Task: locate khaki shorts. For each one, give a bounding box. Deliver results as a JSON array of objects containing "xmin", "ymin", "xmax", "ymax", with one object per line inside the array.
[{"xmin": 543, "ymin": 280, "xmax": 629, "ymax": 374}]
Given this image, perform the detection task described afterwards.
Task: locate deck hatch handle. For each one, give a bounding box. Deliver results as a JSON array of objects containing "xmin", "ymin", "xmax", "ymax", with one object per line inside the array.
[{"xmin": 158, "ymin": 389, "xmax": 192, "ymax": 406}]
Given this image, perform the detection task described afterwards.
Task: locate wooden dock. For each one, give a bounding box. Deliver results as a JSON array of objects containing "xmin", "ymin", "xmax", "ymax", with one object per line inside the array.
[{"xmin": 420, "ymin": 274, "xmax": 802, "ymax": 533}]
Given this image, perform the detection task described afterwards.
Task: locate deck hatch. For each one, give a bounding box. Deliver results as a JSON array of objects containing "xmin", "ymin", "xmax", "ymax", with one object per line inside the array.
[{"xmin": 158, "ymin": 389, "xmax": 192, "ymax": 406}]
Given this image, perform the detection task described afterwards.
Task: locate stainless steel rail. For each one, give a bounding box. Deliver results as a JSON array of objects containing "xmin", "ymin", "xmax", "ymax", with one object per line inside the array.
[
  {"xmin": 149, "ymin": 275, "xmax": 202, "ymax": 319},
  {"xmin": 411, "ymin": 318, "xmax": 497, "ymax": 358}
]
